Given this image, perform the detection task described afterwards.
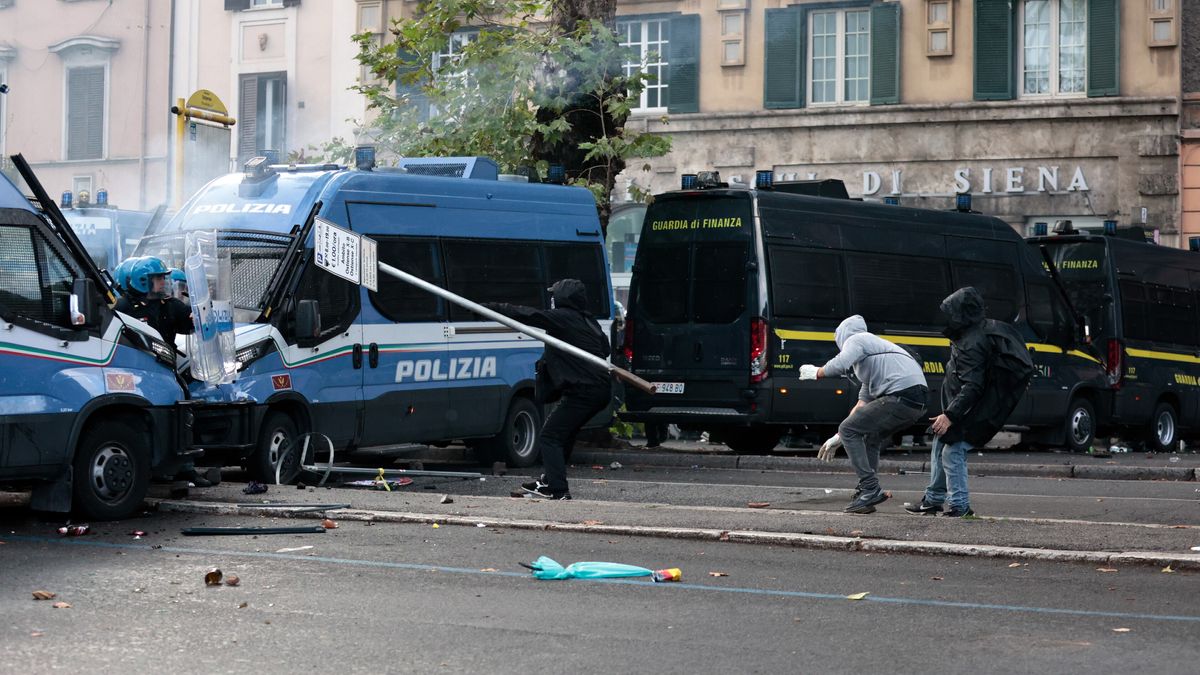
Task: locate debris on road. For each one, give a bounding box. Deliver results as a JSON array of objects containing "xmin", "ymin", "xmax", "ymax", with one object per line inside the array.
[
  {"xmin": 930, "ymin": 577, "xmax": 944, "ymax": 581},
  {"xmin": 846, "ymin": 592, "xmax": 870, "ymax": 601},
  {"xmin": 242, "ymin": 482, "xmax": 269, "ymax": 495},
  {"xmin": 346, "ymin": 477, "xmax": 414, "ymax": 490},
  {"xmin": 1008, "ymin": 563, "xmax": 1022, "ymax": 568},
  {"xmin": 522, "ymin": 556, "xmax": 664, "ymax": 581},
  {"xmin": 51, "ymin": 602, "xmax": 71, "ymax": 609},
  {"xmin": 1161, "ymin": 565, "xmax": 1175, "ymax": 574},
  {"xmin": 276, "ymin": 545, "xmax": 314, "ymax": 553},
  {"xmin": 708, "ymin": 572, "xmax": 729, "ymax": 577},
  {"xmin": 582, "ymin": 519, "xmax": 604, "ymax": 526},
  {"xmin": 225, "ymin": 575, "xmax": 241, "ymax": 587},
  {"xmin": 31, "ymin": 591, "xmax": 56, "ymax": 600},
  {"xmin": 182, "ymin": 526, "xmax": 327, "ymax": 536},
  {"xmin": 130, "ymin": 530, "xmax": 147, "ymax": 539},
  {"xmin": 432, "ymin": 523, "xmax": 440, "ymax": 529},
  {"xmin": 321, "ymin": 519, "xmax": 338, "ymax": 529},
  {"xmin": 205, "ymin": 569, "xmax": 223, "ymax": 586},
  {"xmin": 57, "ymin": 524, "xmax": 89, "ymax": 536},
  {"xmin": 1096, "ymin": 567, "xmax": 1119, "ymax": 573},
  {"xmin": 236, "ymin": 503, "xmax": 351, "ymax": 512},
  {"xmin": 1112, "ymin": 628, "xmax": 1131, "ymax": 633},
  {"xmin": 610, "ymin": 462, "xmax": 623, "ymax": 470},
  {"xmin": 746, "ymin": 502, "xmax": 770, "ymax": 509},
  {"xmin": 718, "ymin": 532, "xmax": 730, "ymax": 541},
  {"xmin": 652, "ymin": 568, "xmax": 682, "ymax": 583},
  {"xmin": 440, "ymin": 495, "xmax": 454, "ymax": 504},
  {"xmin": 238, "ymin": 602, "xmax": 248, "ymax": 609}
]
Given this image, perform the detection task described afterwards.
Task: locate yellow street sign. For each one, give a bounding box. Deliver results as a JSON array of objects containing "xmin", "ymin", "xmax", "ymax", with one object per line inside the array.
[{"xmin": 186, "ymin": 89, "xmax": 228, "ymax": 115}]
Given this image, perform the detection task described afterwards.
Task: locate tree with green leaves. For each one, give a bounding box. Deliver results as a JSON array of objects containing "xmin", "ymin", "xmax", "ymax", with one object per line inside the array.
[{"xmin": 349, "ymin": 0, "xmax": 670, "ymax": 233}]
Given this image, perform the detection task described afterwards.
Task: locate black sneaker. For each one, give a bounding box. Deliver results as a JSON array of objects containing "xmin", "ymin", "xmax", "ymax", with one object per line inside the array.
[
  {"xmin": 844, "ymin": 489, "xmax": 888, "ymax": 514},
  {"xmin": 903, "ymin": 499, "xmax": 943, "ymax": 515},
  {"xmin": 942, "ymin": 506, "xmax": 975, "ymax": 518},
  {"xmin": 524, "ymin": 485, "xmax": 571, "ymax": 500},
  {"xmin": 521, "ymin": 479, "xmax": 549, "ymax": 492}
]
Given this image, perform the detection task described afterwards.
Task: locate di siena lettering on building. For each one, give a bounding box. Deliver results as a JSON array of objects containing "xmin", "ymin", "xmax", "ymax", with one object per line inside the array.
[{"xmin": 796, "ymin": 166, "xmax": 1091, "ymax": 197}]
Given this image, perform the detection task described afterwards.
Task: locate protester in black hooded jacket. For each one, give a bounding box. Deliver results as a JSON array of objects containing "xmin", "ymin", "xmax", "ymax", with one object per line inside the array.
[
  {"xmin": 485, "ymin": 279, "xmax": 611, "ymax": 500},
  {"xmin": 907, "ymin": 287, "xmax": 993, "ymax": 518}
]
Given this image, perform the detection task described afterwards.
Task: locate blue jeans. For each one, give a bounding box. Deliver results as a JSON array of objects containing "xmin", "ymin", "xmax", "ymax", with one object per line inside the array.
[{"xmin": 925, "ymin": 438, "xmax": 971, "ymax": 510}]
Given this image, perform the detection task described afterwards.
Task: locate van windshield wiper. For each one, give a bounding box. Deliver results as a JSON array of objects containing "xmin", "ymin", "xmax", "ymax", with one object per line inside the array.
[
  {"xmin": 257, "ymin": 200, "xmax": 322, "ymax": 322},
  {"xmin": 9, "ymin": 154, "xmax": 116, "ymax": 303}
]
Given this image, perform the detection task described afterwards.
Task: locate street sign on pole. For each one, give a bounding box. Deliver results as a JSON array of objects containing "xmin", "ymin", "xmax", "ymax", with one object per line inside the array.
[{"xmin": 313, "ymin": 216, "xmax": 377, "ymax": 291}]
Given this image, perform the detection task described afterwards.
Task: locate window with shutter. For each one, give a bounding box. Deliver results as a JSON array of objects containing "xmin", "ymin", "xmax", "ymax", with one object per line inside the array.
[
  {"xmin": 237, "ymin": 72, "xmax": 286, "ymax": 165},
  {"xmin": 66, "ymin": 65, "xmax": 105, "ymax": 161},
  {"xmin": 617, "ymin": 16, "xmax": 672, "ymax": 112}
]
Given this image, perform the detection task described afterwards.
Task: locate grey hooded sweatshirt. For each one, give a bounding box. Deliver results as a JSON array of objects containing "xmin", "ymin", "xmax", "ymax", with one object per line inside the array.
[{"xmin": 821, "ymin": 315, "xmax": 927, "ymax": 402}]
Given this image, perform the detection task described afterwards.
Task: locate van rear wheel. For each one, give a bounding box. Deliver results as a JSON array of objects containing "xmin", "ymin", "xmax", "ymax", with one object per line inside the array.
[
  {"xmin": 488, "ymin": 397, "xmax": 542, "ymax": 468},
  {"xmin": 725, "ymin": 427, "xmax": 785, "ymax": 455},
  {"xmin": 1063, "ymin": 398, "xmax": 1096, "ymax": 453},
  {"xmin": 72, "ymin": 419, "xmax": 151, "ymax": 521},
  {"xmin": 1147, "ymin": 401, "xmax": 1179, "ymax": 453}
]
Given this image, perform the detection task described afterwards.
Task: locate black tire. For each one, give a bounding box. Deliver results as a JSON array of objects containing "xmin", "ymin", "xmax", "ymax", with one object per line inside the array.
[
  {"xmin": 1063, "ymin": 397, "xmax": 1096, "ymax": 453},
  {"xmin": 1147, "ymin": 401, "xmax": 1179, "ymax": 453},
  {"xmin": 488, "ymin": 397, "xmax": 541, "ymax": 468},
  {"xmin": 725, "ymin": 427, "xmax": 786, "ymax": 455},
  {"xmin": 249, "ymin": 411, "xmax": 298, "ymax": 482},
  {"xmin": 72, "ymin": 419, "xmax": 151, "ymax": 521}
]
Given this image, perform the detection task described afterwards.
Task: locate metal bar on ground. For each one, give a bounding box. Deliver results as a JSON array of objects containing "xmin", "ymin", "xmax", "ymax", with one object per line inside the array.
[
  {"xmin": 300, "ymin": 465, "xmax": 483, "ymax": 479},
  {"xmin": 377, "ymin": 261, "xmax": 656, "ymax": 395},
  {"xmin": 235, "ymin": 503, "xmax": 352, "ymax": 511},
  {"xmin": 181, "ymin": 526, "xmax": 327, "ymax": 536}
]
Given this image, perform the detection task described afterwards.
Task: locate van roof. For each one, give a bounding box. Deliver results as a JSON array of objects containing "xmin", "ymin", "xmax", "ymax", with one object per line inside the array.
[
  {"xmin": 654, "ymin": 188, "xmax": 1019, "ymax": 242},
  {"xmin": 166, "ymin": 167, "xmax": 598, "ymax": 236}
]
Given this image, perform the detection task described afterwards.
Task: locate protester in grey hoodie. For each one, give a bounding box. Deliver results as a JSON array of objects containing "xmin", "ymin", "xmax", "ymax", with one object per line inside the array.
[{"xmin": 799, "ymin": 315, "xmax": 928, "ymax": 513}]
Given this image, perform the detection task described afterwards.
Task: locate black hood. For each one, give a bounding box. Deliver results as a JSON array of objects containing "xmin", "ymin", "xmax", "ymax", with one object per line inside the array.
[
  {"xmin": 940, "ymin": 286, "xmax": 986, "ymax": 338},
  {"xmin": 550, "ymin": 278, "xmax": 589, "ymax": 312}
]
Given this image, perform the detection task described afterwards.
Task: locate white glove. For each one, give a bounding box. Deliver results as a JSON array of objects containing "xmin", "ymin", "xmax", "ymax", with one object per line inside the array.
[
  {"xmin": 817, "ymin": 434, "xmax": 843, "ymax": 462},
  {"xmin": 798, "ymin": 364, "xmax": 819, "ymax": 381}
]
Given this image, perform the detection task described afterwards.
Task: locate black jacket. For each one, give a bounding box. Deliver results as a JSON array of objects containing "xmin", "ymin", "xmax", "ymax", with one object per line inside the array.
[
  {"xmin": 485, "ymin": 279, "xmax": 610, "ymax": 391},
  {"xmin": 115, "ymin": 295, "xmax": 194, "ymax": 348},
  {"xmin": 939, "ymin": 286, "xmax": 1023, "ymax": 446}
]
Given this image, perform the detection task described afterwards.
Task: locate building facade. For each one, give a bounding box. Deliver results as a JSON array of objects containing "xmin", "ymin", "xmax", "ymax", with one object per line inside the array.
[
  {"xmin": 614, "ymin": 0, "xmax": 1184, "ymax": 245},
  {"xmin": 0, "ymin": 0, "xmax": 172, "ymax": 210}
]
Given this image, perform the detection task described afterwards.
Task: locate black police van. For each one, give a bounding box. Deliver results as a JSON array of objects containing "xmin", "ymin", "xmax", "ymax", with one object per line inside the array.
[
  {"xmin": 620, "ymin": 173, "xmax": 1108, "ymax": 453},
  {"xmin": 1030, "ymin": 225, "xmax": 1200, "ymax": 451}
]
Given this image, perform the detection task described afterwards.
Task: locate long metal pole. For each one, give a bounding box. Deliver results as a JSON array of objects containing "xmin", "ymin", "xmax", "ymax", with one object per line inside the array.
[{"xmin": 377, "ymin": 262, "xmax": 656, "ymax": 395}]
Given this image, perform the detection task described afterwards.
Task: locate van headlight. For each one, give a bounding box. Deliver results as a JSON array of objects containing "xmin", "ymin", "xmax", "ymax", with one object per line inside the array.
[
  {"xmin": 236, "ymin": 341, "xmax": 273, "ymax": 371},
  {"xmin": 150, "ymin": 337, "xmax": 176, "ymax": 365}
]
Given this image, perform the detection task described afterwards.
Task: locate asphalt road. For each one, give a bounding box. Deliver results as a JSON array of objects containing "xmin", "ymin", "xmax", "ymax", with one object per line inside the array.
[{"xmin": 3, "ymin": 511, "xmax": 1199, "ymax": 674}]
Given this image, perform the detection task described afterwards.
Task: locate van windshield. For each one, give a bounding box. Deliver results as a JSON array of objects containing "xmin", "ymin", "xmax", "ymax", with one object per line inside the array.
[
  {"xmin": 1038, "ymin": 240, "xmax": 1112, "ymax": 337},
  {"xmin": 635, "ymin": 195, "xmax": 753, "ymax": 325}
]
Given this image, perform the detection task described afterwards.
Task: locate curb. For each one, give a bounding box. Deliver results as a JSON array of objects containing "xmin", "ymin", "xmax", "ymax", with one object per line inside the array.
[
  {"xmin": 152, "ymin": 499, "xmax": 1200, "ymax": 570},
  {"xmin": 572, "ymin": 450, "xmax": 1198, "ymax": 482}
]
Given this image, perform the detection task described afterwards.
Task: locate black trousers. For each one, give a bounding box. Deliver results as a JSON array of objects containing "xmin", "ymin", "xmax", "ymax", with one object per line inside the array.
[{"xmin": 538, "ymin": 384, "xmax": 610, "ymax": 493}]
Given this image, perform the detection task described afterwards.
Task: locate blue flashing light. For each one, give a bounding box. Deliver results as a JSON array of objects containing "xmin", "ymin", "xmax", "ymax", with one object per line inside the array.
[
  {"xmin": 1103, "ymin": 219, "xmax": 1117, "ymax": 235},
  {"xmin": 681, "ymin": 174, "xmax": 698, "ymax": 190},
  {"xmin": 96, "ymin": 188, "xmax": 108, "ymax": 206},
  {"xmin": 755, "ymin": 170, "xmax": 774, "ymax": 189},
  {"xmin": 60, "ymin": 190, "xmax": 72, "ymax": 209},
  {"xmin": 1033, "ymin": 222, "xmax": 1048, "ymax": 236},
  {"xmin": 955, "ymin": 193, "xmax": 972, "ymax": 212},
  {"xmin": 546, "ymin": 163, "xmax": 566, "ymax": 184},
  {"xmin": 355, "ymin": 145, "xmax": 376, "ymax": 171},
  {"xmin": 883, "ymin": 196, "xmax": 899, "ymax": 206}
]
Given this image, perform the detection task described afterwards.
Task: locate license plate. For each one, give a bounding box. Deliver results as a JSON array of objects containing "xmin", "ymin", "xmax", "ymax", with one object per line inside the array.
[{"xmin": 652, "ymin": 382, "xmax": 685, "ymax": 394}]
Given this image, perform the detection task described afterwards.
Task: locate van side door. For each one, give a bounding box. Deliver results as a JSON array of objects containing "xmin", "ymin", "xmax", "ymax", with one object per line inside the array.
[{"xmin": 359, "ymin": 235, "xmax": 451, "ymax": 446}]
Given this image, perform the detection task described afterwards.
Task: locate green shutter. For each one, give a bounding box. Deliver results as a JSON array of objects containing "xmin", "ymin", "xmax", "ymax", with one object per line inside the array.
[
  {"xmin": 668, "ymin": 14, "xmax": 700, "ymax": 114},
  {"xmin": 394, "ymin": 50, "xmax": 429, "ymax": 122},
  {"xmin": 67, "ymin": 66, "xmax": 105, "ymax": 161},
  {"xmin": 1087, "ymin": 0, "xmax": 1119, "ymax": 97},
  {"xmin": 870, "ymin": 2, "xmax": 901, "ymax": 105},
  {"xmin": 973, "ymin": 0, "xmax": 1015, "ymax": 101},
  {"xmin": 237, "ymin": 74, "xmax": 258, "ymax": 165},
  {"xmin": 763, "ymin": 6, "xmax": 804, "ymax": 109}
]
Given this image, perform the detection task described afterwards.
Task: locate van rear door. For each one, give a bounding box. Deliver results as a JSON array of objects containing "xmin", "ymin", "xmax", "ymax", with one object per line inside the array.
[{"xmin": 630, "ymin": 192, "xmax": 756, "ymax": 407}]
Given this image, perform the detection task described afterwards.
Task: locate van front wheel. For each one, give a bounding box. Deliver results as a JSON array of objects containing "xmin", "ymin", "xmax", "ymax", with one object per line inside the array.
[
  {"xmin": 488, "ymin": 397, "xmax": 542, "ymax": 468},
  {"xmin": 250, "ymin": 412, "xmax": 298, "ymax": 482},
  {"xmin": 725, "ymin": 427, "xmax": 785, "ymax": 455},
  {"xmin": 72, "ymin": 419, "xmax": 151, "ymax": 520}
]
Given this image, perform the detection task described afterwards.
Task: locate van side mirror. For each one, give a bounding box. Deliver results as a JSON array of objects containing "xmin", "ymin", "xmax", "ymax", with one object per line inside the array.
[
  {"xmin": 70, "ymin": 278, "xmax": 100, "ymax": 328},
  {"xmin": 295, "ymin": 300, "xmax": 321, "ymax": 347}
]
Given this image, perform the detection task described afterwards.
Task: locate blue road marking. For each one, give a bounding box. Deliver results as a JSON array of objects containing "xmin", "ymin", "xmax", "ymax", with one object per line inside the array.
[{"xmin": 8, "ymin": 534, "xmax": 1200, "ymax": 624}]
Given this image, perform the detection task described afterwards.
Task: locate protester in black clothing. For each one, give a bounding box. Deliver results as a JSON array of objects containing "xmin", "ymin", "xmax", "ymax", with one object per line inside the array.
[
  {"xmin": 485, "ymin": 279, "xmax": 611, "ymax": 500},
  {"xmin": 114, "ymin": 256, "xmax": 194, "ymax": 348}
]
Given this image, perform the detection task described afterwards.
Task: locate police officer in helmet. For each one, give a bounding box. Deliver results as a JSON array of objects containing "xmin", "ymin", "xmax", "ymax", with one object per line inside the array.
[{"xmin": 114, "ymin": 256, "xmax": 194, "ymax": 347}]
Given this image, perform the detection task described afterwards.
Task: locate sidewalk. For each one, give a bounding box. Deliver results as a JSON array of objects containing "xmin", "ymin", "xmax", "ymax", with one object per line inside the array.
[
  {"xmin": 156, "ymin": 483, "xmax": 1200, "ymax": 570},
  {"xmin": 572, "ymin": 444, "xmax": 1200, "ymax": 481}
]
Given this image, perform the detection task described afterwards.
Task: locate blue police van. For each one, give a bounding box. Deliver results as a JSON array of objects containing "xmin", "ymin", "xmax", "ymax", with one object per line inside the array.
[
  {"xmin": 135, "ymin": 156, "xmax": 615, "ymax": 478},
  {"xmin": 0, "ymin": 155, "xmax": 240, "ymax": 519}
]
